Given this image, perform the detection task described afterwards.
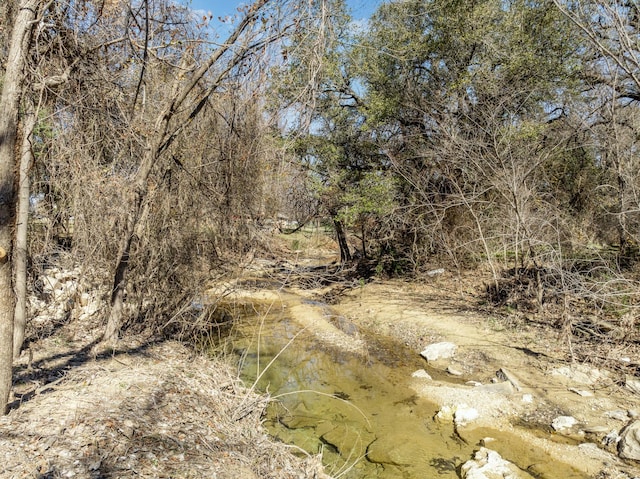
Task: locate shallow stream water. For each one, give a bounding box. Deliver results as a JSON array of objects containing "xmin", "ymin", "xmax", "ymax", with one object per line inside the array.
[{"xmin": 224, "ymin": 296, "xmax": 590, "ymax": 479}]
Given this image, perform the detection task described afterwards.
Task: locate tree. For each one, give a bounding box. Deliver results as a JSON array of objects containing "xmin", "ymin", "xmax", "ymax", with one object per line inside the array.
[
  {"xmin": 10, "ymin": 0, "xmax": 106, "ymax": 358},
  {"xmin": 273, "ymin": 0, "xmax": 399, "ymax": 263},
  {"xmin": 354, "ymin": 0, "xmax": 583, "ymax": 275},
  {"xmin": 13, "ymin": 98, "xmax": 37, "ymax": 358},
  {"xmin": 102, "ymin": 0, "xmax": 322, "ymax": 342},
  {"xmin": 0, "ymin": 0, "xmax": 40, "ymax": 413},
  {"xmin": 553, "ymin": 0, "xmax": 640, "ymax": 257},
  {"xmin": 0, "ymin": 0, "xmax": 334, "ymax": 411},
  {"xmin": 0, "ymin": 2, "xmax": 15, "ymax": 63}
]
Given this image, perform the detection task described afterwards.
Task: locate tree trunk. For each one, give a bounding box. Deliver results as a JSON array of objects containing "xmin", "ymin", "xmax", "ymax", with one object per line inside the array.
[
  {"xmin": 103, "ymin": 141, "xmax": 156, "ymax": 343},
  {"xmin": 0, "ymin": 0, "xmax": 38, "ymax": 413},
  {"xmin": 13, "ymin": 100, "xmax": 36, "ymax": 358},
  {"xmin": 0, "ymin": 2, "xmax": 15, "ymax": 58},
  {"xmin": 360, "ymin": 220, "xmax": 367, "ymax": 259},
  {"xmin": 334, "ymin": 218, "xmax": 351, "ymax": 263},
  {"xmin": 617, "ymin": 166, "xmax": 629, "ymax": 257}
]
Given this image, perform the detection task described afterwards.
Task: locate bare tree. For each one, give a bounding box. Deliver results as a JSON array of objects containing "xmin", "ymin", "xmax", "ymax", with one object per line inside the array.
[
  {"xmin": 553, "ymin": 0, "xmax": 640, "ymax": 100},
  {"xmin": 13, "ymin": 97, "xmax": 37, "ymax": 358},
  {"xmin": 553, "ymin": 0, "xmax": 640, "ymax": 255},
  {"xmin": 103, "ymin": 0, "xmax": 299, "ymax": 343},
  {"xmin": 10, "ymin": 0, "xmax": 100, "ymax": 358},
  {"xmin": 0, "ymin": 0, "xmax": 40, "ymax": 413},
  {"xmin": 0, "ymin": 2, "xmax": 14, "ymax": 63}
]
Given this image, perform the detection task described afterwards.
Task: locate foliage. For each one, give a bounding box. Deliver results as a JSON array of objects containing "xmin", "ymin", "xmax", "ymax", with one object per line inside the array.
[
  {"xmin": 336, "ymin": 171, "xmax": 397, "ymax": 227},
  {"xmin": 268, "ymin": 0, "xmax": 640, "ymax": 341},
  {"xmin": 4, "ymin": 0, "xmax": 640, "ymax": 377}
]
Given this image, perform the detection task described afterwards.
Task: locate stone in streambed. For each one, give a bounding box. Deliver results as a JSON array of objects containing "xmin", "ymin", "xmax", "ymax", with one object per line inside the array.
[
  {"xmin": 434, "ymin": 404, "xmax": 479, "ymax": 427},
  {"xmin": 619, "ymin": 420, "xmax": 640, "ymax": 461},
  {"xmin": 568, "ymin": 387, "xmax": 594, "ymax": 397},
  {"xmin": 461, "ymin": 447, "xmax": 536, "ymax": 479},
  {"xmin": 551, "ymin": 415, "xmax": 578, "ymax": 432},
  {"xmin": 411, "ymin": 369, "xmax": 433, "ymax": 380},
  {"xmin": 496, "ymin": 368, "xmax": 522, "ymax": 391},
  {"xmin": 366, "ymin": 434, "xmax": 428, "ymax": 466},
  {"xmin": 455, "ymin": 405, "xmax": 479, "ymax": 427},
  {"xmin": 420, "ymin": 342, "xmax": 457, "ymax": 362},
  {"xmin": 278, "ymin": 403, "xmax": 320, "ymax": 429},
  {"xmin": 478, "ymin": 381, "xmax": 515, "ymax": 395},
  {"xmin": 320, "ymin": 424, "xmax": 368, "ymax": 458}
]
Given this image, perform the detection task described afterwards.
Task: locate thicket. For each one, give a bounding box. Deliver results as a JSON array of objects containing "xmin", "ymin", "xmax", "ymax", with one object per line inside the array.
[
  {"xmin": 275, "ymin": 0, "xmax": 640, "ymax": 349},
  {"xmin": 0, "ymin": 0, "xmax": 324, "ymax": 412},
  {"xmin": 2, "ymin": 0, "xmax": 640, "ymax": 412}
]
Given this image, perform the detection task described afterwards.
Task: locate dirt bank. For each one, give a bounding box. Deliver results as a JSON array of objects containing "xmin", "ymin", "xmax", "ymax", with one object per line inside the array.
[{"xmin": 0, "ymin": 330, "xmax": 328, "ymax": 479}]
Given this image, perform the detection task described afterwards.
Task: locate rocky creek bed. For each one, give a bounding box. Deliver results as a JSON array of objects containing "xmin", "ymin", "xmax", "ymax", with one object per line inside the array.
[
  {"xmin": 209, "ymin": 263, "xmax": 640, "ymax": 479},
  {"xmin": 2, "ymin": 256, "xmax": 640, "ymax": 478}
]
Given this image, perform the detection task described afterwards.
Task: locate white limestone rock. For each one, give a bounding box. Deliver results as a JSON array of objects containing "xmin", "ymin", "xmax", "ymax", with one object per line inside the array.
[
  {"xmin": 427, "ymin": 268, "xmax": 445, "ymax": 276},
  {"xmin": 434, "ymin": 405, "xmax": 455, "ymax": 423},
  {"xmin": 551, "ymin": 415, "xmax": 578, "ymax": 432},
  {"xmin": 420, "ymin": 342, "xmax": 457, "ymax": 362},
  {"xmin": 454, "ymin": 405, "xmax": 480, "ymax": 427},
  {"xmin": 550, "ymin": 365, "xmax": 605, "ymax": 385},
  {"xmin": 496, "ymin": 368, "xmax": 522, "ymax": 391},
  {"xmin": 434, "ymin": 404, "xmax": 479, "ymax": 427},
  {"xmin": 479, "ymin": 381, "xmax": 516, "ymax": 395},
  {"xmin": 568, "ymin": 387, "xmax": 594, "ymax": 397},
  {"xmin": 619, "ymin": 420, "xmax": 640, "ymax": 461},
  {"xmin": 461, "ymin": 447, "xmax": 535, "ymax": 479},
  {"xmin": 411, "ymin": 369, "xmax": 433, "ymax": 380},
  {"xmin": 605, "ymin": 410, "xmax": 630, "ymax": 422}
]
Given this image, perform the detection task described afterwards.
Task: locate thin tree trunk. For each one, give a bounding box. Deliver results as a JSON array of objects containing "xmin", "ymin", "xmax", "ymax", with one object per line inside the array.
[
  {"xmin": 617, "ymin": 168, "xmax": 628, "ymax": 256},
  {"xmin": 0, "ymin": 0, "xmax": 38, "ymax": 413},
  {"xmin": 334, "ymin": 218, "xmax": 351, "ymax": 263},
  {"xmin": 13, "ymin": 100, "xmax": 36, "ymax": 358},
  {"xmin": 103, "ymin": 141, "xmax": 156, "ymax": 343}
]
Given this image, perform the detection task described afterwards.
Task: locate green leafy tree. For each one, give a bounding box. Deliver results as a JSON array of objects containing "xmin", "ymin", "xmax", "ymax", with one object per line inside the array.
[
  {"xmin": 354, "ymin": 0, "xmax": 585, "ymax": 274},
  {"xmin": 274, "ymin": 0, "xmax": 396, "ymax": 262}
]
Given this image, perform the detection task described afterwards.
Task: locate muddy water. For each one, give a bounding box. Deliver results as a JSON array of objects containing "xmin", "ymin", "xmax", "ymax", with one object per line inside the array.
[{"xmin": 227, "ymin": 297, "xmax": 590, "ymax": 479}]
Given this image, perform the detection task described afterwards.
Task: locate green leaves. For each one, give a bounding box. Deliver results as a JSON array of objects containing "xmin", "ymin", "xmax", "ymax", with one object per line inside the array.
[{"xmin": 336, "ymin": 171, "xmax": 397, "ymax": 227}]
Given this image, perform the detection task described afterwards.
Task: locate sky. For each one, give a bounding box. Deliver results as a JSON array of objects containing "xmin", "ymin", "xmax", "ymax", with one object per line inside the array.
[{"xmin": 179, "ymin": 0, "xmax": 384, "ymax": 28}]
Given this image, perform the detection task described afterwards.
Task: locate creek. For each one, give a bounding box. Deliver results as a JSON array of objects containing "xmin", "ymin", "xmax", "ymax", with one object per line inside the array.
[{"xmin": 218, "ymin": 292, "xmax": 591, "ymax": 479}]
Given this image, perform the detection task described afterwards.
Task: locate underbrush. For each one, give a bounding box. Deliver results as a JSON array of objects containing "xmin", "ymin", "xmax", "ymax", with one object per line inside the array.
[{"xmin": 484, "ymin": 261, "xmax": 640, "ymax": 374}]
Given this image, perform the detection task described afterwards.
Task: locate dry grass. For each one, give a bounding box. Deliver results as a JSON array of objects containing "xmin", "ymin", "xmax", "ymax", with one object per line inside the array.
[{"xmin": 1, "ymin": 335, "xmax": 329, "ymax": 478}]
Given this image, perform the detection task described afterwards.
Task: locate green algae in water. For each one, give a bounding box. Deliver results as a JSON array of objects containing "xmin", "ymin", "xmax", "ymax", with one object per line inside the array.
[{"xmin": 232, "ymin": 307, "xmax": 592, "ymax": 479}]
